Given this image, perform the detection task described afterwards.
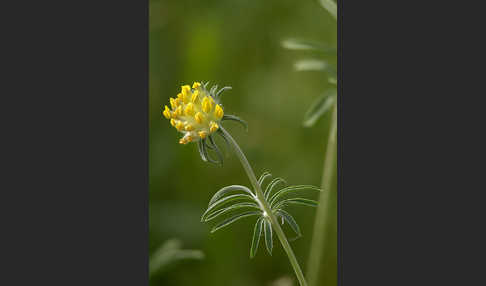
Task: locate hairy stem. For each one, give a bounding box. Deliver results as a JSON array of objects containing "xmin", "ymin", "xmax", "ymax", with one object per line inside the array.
[
  {"xmin": 219, "ymin": 126, "xmax": 308, "ymax": 286},
  {"xmin": 306, "ymin": 102, "xmax": 337, "ymax": 286}
]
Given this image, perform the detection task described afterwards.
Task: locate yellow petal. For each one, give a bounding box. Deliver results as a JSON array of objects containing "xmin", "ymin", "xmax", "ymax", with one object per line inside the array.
[
  {"xmin": 181, "ymin": 85, "xmax": 191, "ymax": 103},
  {"xmin": 170, "ymin": 119, "xmax": 176, "ymax": 127},
  {"xmin": 214, "ymin": 104, "xmax": 224, "ymax": 119},
  {"xmin": 191, "ymin": 90, "xmax": 199, "ymax": 103},
  {"xmin": 209, "ymin": 122, "xmax": 219, "ymax": 133},
  {"xmin": 170, "ymin": 98, "xmax": 177, "ymax": 109},
  {"xmin": 192, "ymin": 82, "xmax": 201, "ymax": 89},
  {"xmin": 175, "ymin": 106, "xmax": 182, "ymax": 116},
  {"xmin": 202, "ymin": 96, "xmax": 213, "ymax": 113},
  {"xmin": 184, "ymin": 103, "xmax": 195, "ymax": 116},
  {"xmin": 163, "ymin": 105, "xmax": 171, "ymax": 119},
  {"xmin": 195, "ymin": 112, "xmax": 204, "ymax": 124},
  {"xmin": 198, "ymin": 131, "xmax": 207, "ymax": 139},
  {"xmin": 181, "ymin": 85, "xmax": 191, "ymax": 93},
  {"xmin": 176, "ymin": 121, "xmax": 184, "ymax": 131},
  {"xmin": 185, "ymin": 124, "xmax": 194, "ymax": 131}
]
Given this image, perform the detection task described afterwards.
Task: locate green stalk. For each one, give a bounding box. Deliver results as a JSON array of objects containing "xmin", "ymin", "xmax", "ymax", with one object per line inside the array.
[
  {"xmin": 306, "ymin": 102, "xmax": 337, "ymax": 286},
  {"xmin": 219, "ymin": 126, "xmax": 308, "ymax": 286}
]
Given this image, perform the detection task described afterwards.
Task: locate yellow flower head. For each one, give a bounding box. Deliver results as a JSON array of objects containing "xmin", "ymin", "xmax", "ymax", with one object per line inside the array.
[
  {"xmin": 162, "ymin": 81, "xmax": 226, "ymax": 144},
  {"xmin": 162, "ymin": 81, "xmax": 246, "ymax": 165}
]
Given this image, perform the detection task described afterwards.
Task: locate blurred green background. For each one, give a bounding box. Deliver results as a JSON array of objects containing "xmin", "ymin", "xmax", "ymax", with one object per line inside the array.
[{"xmin": 149, "ymin": 0, "xmax": 336, "ymax": 285}]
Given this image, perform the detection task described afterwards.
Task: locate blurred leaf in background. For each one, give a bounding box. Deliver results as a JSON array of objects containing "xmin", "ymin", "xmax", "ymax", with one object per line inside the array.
[
  {"xmin": 150, "ymin": 239, "xmax": 204, "ymax": 278},
  {"xmin": 269, "ymin": 275, "xmax": 294, "ymax": 286},
  {"xmin": 281, "ymin": 35, "xmax": 337, "ymax": 128},
  {"xmin": 302, "ymin": 88, "xmax": 336, "ymax": 128}
]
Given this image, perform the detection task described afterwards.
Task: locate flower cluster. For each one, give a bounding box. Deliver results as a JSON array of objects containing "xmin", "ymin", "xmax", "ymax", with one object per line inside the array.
[
  {"xmin": 162, "ymin": 81, "xmax": 247, "ymax": 165},
  {"xmin": 163, "ymin": 82, "xmax": 224, "ymax": 144}
]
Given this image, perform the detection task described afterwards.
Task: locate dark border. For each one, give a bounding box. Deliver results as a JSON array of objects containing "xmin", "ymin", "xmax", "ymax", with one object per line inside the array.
[{"xmin": 2, "ymin": 0, "xmax": 149, "ymax": 284}]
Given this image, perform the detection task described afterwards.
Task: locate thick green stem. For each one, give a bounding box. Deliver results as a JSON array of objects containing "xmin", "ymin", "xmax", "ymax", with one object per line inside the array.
[
  {"xmin": 219, "ymin": 126, "xmax": 308, "ymax": 286},
  {"xmin": 306, "ymin": 102, "xmax": 337, "ymax": 286}
]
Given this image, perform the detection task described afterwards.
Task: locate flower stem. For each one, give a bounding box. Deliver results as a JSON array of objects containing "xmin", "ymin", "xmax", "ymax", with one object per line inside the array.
[
  {"xmin": 219, "ymin": 126, "xmax": 308, "ymax": 286},
  {"xmin": 305, "ymin": 102, "xmax": 337, "ymax": 286}
]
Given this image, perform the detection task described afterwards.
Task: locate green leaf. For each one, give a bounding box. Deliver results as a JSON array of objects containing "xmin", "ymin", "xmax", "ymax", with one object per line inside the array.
[
  {"xmin": 208, "ymin": 185, "xmax": 254, "ymax": 206},
  {"xmin": 215, "ymin": 128, "xmax": 231, "ymax": 151},
  {"xmin": 275, "ymin": 198, "xmax": 319, "ymax": 209},
  {"xmin": 198, "ymin": 138, "xmax": 220, "ymax": 165},
  {"xmin": 302, "ymin": 89, "xmax": 336, "ymax": 127},
  {"xmin": 204, "ymin": 202, "xmax": 260, "ymax": 222},
  {"xmin": 222, "ymin": 114, "xmax": 248, "ymax": 131},
  {"xmin": 210, "ymin": 211, "xmax": 261, "ymax": 233},
  {"xmin": 258, "ymin": 171, "xmax": 272, "ymax": 186},
  {"xmin": 328, "ymin": 76, "xmax": 337, "ymax": 85},
  {"xmin": 294, "ymin": 59, "xmax": 328, "ymax": 72},
  {"xmin": 318, "ymin": 0, "xmax": 337, "ymax": 20},
  {"xmin": 264, "ymin": 218, "xmax": 273, "ymax": 255},
  {"xmin": 149, "ymin": 239, "xmax": 204, "ymax": 277},
  {"xmin": 202, "ymin": 194, "xmax": 256, "ymax": 221},
  {"xmin": 206, "ymin": 135, "xmax": 224, "ymax": 166},
  {"xmin": 281, "ymin": 38, "xmax": 336, "ymax": 53},
  {"xmin": 210, "ymin": 85, "xmax": 218, "ymax": 95},
  {"xmin": 197, "ymin": 140, "xmax": 208, "ymax": 162},
  {"xmin": 216, "ymin": 86, "xmax": 232, "ymax": 100},
  {"xmin": 250, "ymin": 217, "xmax": 264, "ymax": 258},
  {"xmin": 276, "ymin": 209, "xmax": 302, "ymax": 237},
  {"xmin": 264, "ymin": 177, "xmax": 286, "ymax": 200},
  {"xmin": 269, "ymin": 185, "xmax": 321, "ymax": 207}
]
